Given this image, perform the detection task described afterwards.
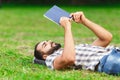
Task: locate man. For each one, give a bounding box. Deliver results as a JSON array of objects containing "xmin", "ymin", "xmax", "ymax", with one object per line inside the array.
[{"xmin": 33, "ymin": 11, "xmax": 120, "ymax": 75}]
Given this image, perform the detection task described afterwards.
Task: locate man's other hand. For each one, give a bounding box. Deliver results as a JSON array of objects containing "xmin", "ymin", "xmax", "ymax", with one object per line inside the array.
[{"xmin": 60, "ymin": 17, "xmax": 71, "ymax": 29}]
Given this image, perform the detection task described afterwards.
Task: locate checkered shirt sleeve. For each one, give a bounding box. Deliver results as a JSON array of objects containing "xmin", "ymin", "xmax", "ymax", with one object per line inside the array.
[{"xmin": 45, "ymin": 49, "xmax": 63, "ymax": 70}]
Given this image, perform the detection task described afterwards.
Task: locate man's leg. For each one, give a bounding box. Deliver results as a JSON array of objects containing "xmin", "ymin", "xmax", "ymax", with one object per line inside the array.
[{"xmin": 98, "ymin": 49, "xmax": 120, "ymax": 75}]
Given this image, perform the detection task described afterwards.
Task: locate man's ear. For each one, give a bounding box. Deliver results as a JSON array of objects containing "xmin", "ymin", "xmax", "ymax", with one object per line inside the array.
[{"xmin": 43, "ymin": 54, "xmax": 48, "ymax": 60}]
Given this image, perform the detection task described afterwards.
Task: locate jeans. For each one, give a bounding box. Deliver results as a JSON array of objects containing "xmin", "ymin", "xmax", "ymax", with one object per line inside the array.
[{"xmin": 98, "ymin": 48, "xmax": 120, "ymax": 75}]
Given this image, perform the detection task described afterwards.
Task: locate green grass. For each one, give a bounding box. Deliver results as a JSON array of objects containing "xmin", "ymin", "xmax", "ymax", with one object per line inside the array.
[{"xmin": 0, "ymin": 5, "xmax": 120, "ymax": 80}]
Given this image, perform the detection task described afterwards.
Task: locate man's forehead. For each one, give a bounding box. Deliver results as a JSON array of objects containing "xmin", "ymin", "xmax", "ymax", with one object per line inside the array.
[
  {"xmin": 37, "ymin": 41, "xmax": 46, "ymax": 50},
  {"xmin": 40, "ymin": 41, "xmax": 46, "ymax": 45}
]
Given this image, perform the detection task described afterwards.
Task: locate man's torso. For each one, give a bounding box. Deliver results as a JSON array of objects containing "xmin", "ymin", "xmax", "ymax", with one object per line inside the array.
[{"xmin": 45, "ymin": 44, "xmax": 114, "ymax": 70}]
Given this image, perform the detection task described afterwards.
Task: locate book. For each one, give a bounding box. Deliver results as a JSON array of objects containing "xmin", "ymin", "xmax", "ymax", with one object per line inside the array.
[{"xmin": 44, "ymin": 5, "xmax": 70, "ymax": 25}]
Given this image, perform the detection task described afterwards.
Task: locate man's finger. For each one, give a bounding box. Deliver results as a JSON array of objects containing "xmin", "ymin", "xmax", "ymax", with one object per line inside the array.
[{"xmin": 70, "ymin": 13, "xmax": 74, "ymax": 17}]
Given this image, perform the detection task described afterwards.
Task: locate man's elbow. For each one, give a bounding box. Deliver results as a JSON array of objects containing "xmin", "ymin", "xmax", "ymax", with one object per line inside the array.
[
  {"xmin": 63, "ymin": 56, "xmax": 75, "ymax": 65},
  {"xmin": 54, "ymin": 56, "xmax": 75, "ymax": 70},
  {"xmin": 104, "ymin": 33, "xmax": 113, "ymax": 46},
  {"xmin": 68, "ymin": 57, "xmax": 75, "ymax": 64},
  {"xmin": 106, "ymin": 33, "xmax": 113, "ymax": 43}
]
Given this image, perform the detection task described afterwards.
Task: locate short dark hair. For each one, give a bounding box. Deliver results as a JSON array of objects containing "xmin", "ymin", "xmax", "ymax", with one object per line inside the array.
[
  {"xmin": 34, "ymin": 42, "xmax": 44, "ymax": 60},
  {"xmin": 34, "ymin": 42, "xmax": 46, "ymax": 65}
]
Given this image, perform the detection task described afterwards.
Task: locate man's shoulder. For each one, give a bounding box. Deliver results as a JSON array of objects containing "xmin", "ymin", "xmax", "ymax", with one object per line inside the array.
[{"xmin": 45, "ymin": 48, "xmax": 63, "ymax": 70}]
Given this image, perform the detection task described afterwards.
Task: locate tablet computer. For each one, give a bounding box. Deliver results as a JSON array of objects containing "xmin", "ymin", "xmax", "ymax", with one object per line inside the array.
[{"xmin": 44, "ymin": 5, "xmax": 70, "ymax": 25}]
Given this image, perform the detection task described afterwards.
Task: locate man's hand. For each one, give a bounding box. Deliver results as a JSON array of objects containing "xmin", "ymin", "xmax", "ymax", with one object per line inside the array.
[
  {"xmin": 60, "ymin": 17, "xmax": 71, "ymax": 29},
  {"xmin": 70, "ymin": 11, "xmax": 86, "ymax": 24}
]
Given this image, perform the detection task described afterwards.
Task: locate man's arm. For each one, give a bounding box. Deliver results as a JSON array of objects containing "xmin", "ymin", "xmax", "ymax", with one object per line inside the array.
[
  {"xmin": 71, "ymin": 12, "xmax": 112, "ymax": 47},
  {"xmin": 53, "ymin": 17, "xmax": 75, "ymax": 70}
]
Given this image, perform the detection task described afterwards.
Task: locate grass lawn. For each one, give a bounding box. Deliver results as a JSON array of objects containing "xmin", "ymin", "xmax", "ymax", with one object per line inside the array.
[{"xmin": 0, "ymin": 4, "xmax": 120, "ymax": 80}]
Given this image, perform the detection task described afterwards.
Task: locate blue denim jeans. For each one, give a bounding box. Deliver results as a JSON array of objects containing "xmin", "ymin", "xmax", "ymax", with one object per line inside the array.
[{"xmin": 98, "ymin": 48, "xmax": 120, "ymax": 75}]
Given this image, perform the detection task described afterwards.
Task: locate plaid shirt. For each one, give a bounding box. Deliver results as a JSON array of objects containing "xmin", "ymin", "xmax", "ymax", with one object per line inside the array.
[{"xmin": 45, "ymin": 44, "xmax": 115, "ymax": 71}]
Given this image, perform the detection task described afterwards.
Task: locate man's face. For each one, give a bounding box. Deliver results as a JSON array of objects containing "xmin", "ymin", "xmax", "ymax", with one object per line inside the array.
[{"xmin": 36, "ymin": 40, "xmax": 61, "ymax": 55}]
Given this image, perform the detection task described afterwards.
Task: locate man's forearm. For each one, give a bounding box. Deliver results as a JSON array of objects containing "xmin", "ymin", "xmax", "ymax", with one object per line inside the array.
[
  {"xmin": 63, "ymin": 27, "xmax": 75, "ymax": 63},
  {"xmin": 53, "ymin": 17, "xmax": 75, "ymax": 69},
  {"xmin": 82, "ymin": 18, "xmax": 112, "ymax": 47},
  {"xmin": 71, "ymin": 11, "xmax": 112, "ymax": 47},
  {"xmin": 53, "ymin": 27, "xmax": 75, "ymax": 69}
]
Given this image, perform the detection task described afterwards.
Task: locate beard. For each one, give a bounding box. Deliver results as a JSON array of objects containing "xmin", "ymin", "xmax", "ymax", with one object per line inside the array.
[{"xmin": 47, "ymin": 43, "xmax": 61, "ymax": 55}]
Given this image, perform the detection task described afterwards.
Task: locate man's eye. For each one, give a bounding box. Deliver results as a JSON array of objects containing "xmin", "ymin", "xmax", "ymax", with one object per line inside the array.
[
  {"xmin": 44, "ymin": 44, "xmax": 47, "ymax": 48},
  {"xmin": 42, "ymin": 42, "xmax": 46, "ymax": 48}
]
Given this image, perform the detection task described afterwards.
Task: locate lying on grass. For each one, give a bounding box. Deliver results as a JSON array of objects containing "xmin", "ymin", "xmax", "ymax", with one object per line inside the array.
[{"xmin": 33, "ymin": 11, "xmax": 120, "ymax": 75}]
